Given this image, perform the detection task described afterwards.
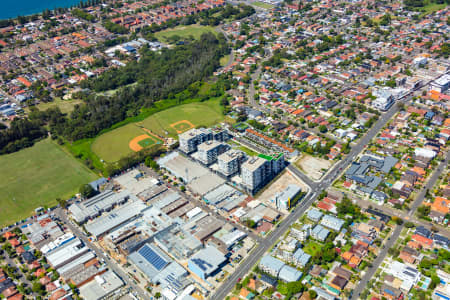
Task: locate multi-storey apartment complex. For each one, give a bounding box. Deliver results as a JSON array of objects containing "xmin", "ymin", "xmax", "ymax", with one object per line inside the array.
[
  {"xmin": 241, "ymin": 153, "xmax": 285, "ymax": 193},
  {"xmin": 197, "ymin": 141, "xmax": 228, "ymax": 165},
  {"xmin": 218, "ymin": 150, "xmax": 243, "ymax": 176},
  {"xmin": 179, "ymin": 128, "xmax": 213, "ymax": 154}
]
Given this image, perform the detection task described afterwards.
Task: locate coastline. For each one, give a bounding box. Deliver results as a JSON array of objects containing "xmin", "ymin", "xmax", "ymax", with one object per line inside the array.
[{"xmin": 0, "ymin": 0, "xmax": 89, "ymax": 22}]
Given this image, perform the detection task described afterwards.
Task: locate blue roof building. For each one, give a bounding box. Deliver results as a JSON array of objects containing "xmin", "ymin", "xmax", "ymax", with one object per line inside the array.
[
  {"xmin": 259, "ymin": 255, "xmax": 285, "ymax": 277},
  {"xmin": 320, "ymin": 215, "xmax": 345, "ymax": 232},
  {"xmin": 311, "ymin": 224, "xmax": 330, "ymax": 242},
  {"xmin": 293, "ymin": 248, "xmax": 311, "ymax": 267},
  {"xmin": 128, "ymin": 243, "xmax": 188, "ymax": 293},
  {"xmin": 279, "ymin": 265, "xmax": 302, "ymax": 282},
  {"xmin": 187, "ymin": 246, "xmax": 227, "ymax": 280},
  {"xmin": 307, "ymin": 208, "xmax": 323, "ymax": 222}
]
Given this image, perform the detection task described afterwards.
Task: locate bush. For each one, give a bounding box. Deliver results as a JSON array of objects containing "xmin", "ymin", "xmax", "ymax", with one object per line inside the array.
[{"xmin": 404, "ymin": 221, "xmax": 415, "ymax": 228}]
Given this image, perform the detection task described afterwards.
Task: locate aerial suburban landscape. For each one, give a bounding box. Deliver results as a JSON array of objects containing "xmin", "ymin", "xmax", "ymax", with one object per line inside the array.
[{"xmin": 0, "ymin": 0, "xmax": 449, "ymax": 299}]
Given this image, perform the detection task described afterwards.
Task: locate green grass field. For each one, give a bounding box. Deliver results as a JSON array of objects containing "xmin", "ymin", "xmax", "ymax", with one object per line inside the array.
[
  {"xmin": 139, "ymin": 98, "xmax": 224, "ymax": 136},
  {"xmin": 92, "ymin": 98, "xmax": 227, "ymax": 162},
  {"xmin": 92, "ymin": 124, "xmax": 145, "ymax": 162},
  {"xmin": 252, "ymin": 1, "xmax": 274, "ymax": 9},
  {"xmin": 138, "ymin": 137, "xmax": 160, "ymax": 148},
  {"xmin": 420, "ymin": 2, "xmax": 447, "ymax": 15},
  {"xmin": 27, "ymin": 97, "xmax": 83, "ymax": 114},
  {"xmin": 0, "ymin": 139, "xmax": 98, "ymax": 227},
  {"xmin": 220, "ymin": 54, "xmax": 230, "ymax": 67},
  {"xmin": 155, "ymin": 25, "xmax": 217, "ymax": 42}
]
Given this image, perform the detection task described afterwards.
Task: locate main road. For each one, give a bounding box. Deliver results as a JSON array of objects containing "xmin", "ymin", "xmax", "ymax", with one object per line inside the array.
[
  {"xmin": 211, "ymin": 96, "xmax": 404, "ymax": 300},
  {"xmin": 350, "ymin": 149, "xmax": 449, "ymax": 299},
  {"xmin": 55, "ymin": 208, "xmax": 149, "ymax": 300},
  {"xmin": 213, "ymin": 70, "xmax": 450, "ymax": 300}
]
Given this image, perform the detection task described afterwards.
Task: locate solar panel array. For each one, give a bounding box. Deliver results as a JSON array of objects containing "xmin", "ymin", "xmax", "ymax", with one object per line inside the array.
[
  {"xmin": 138, "ymin": 245, "xmax": 169, "ymax": 271},
  {"xmin": 192, "ymin": 258, "xmax": 213, "ymax": 271}
]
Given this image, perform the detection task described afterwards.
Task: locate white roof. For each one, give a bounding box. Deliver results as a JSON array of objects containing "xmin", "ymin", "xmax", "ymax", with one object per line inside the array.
[
  {"xmin": 85, "ymin": 201, "xmax": 146, "ymax": 237},
  {"xmin": 46, "ymin": 238, "xmax": 89, "ymax": 268},
  {"xmin": 186, "ymin": 207, "xmax": 203, "ymax": 219},
  {"xmin": 79, "ymin": 270, "xmax": 124, "ymax": 300}
]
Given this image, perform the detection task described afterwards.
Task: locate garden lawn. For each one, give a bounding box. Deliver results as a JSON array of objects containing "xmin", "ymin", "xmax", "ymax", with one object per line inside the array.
[
  {"xmin": 155, "ymin": 25, "xmax": 217, "ymax": 42},
  {"xmin": 420, "ymin": 2, "xmax": 447, "ymax": 15},
  {"xmin": 303, "ymin": 241, "xmax": 323, "ymax": 256},
  {"xmin": 0, "ymin": 139, "xmax": 98, "ymax": 227},
  {"xmin": 220, "ymin": 54, "xmax": 230, "ymax": 66}
]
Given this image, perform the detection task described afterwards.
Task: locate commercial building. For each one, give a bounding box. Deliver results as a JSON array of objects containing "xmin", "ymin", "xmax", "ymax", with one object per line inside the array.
[
  {"xmin": 197, "ymin": 141, "xmax": 229, "ymax": 165},
  {"xmin": 79, "ymin": 270, "xmax": 124, "ymax": 300},
  {"xmin": 270, "ymin": 184, "xmax": 301, "ymax": 210},
  {"xmin": 68, "ymin": 190, "xmax": 132, "ymax": 224},
  {"xmin": 129, "ymin": 243, "xmax": 189, "ymax": 292},
  {"xmin": 430, "ymin": 74, "xmax": 450, "ymax": 93},
  {"xmin": 85, "ymin": 201, "xmax": 147, "ymax": 238},
  {"xmin": 187, "ymin": 246, "xmax": 227, "ymax": 280},
  {"xmin": 372, "ymin": 88, "xmax": 395, "ymax": 111},
  {"xmin": 153, "ymin": 224, "xmax": 202, "ymax": 260},
  {"xmin": 46, "ymin": 238, "xmax": 91, "ymax": 269},
  {"xmin": 179, "ymin": 128, "xmax": 213, "ymax": 154},
  {"xmin": 203, "ymin": 184, "xmax": 239, "ymax": 206},
  {"xmin": 218, "ymin": 150, "xmax": 243, "ymax": 176}
]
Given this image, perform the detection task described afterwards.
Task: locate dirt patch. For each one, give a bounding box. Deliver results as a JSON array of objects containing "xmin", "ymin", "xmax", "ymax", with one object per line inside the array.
[
  {"xmin": 295, "ymin": 155, "xmax": 334, "ymax": 181},
  {"xmin": 170, "ymin": 120, "xmax": 195, "ymax": 133},
  {"xmin": 257, "ymin": 170, "xmax": 310, "ymax": 210},
  {"xmin": 129, "ymin": 134, "xmax": 151, "ymax": 152}
]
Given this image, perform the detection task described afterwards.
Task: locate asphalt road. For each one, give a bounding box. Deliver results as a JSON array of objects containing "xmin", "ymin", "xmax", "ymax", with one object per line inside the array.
[
  {"xmin": 213, "ymin": 70, "xmax": 450, "ymax": 299},
  {"xmin": 350, "ymin": 148, "xmax": 449, "ymax": 299},
  {"xmin": 55, "ymin": 209, "xmax": 149, "ymax": 300},
  {"xmin": 408, "ymin": 150, "xmax": 450, "ymax": 215},
  {"xmin": 138, "ymin": 164, "xmax": 262, "ymax": 242},
  {"xmin": 350, "ymin": 224, "xmax": 403, "ymax": 300},
  {"xmin": 212, "ymin": 99, "xmax": 403, "ymax": 300}
]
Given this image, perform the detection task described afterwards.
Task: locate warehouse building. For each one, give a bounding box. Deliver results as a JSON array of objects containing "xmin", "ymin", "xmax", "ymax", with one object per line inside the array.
[
  {"xmin": 188, "ymin": 246, "xmax": 227, "ymax": 280},
  {"xmin": 85, "ymin": 201, "xmax": 147, "ymax": 238},
  {"xmin": 68, "ymin": 190, "xmax": 133, "ymax": 224},
  {"xmin": 79, "ymin": 270, "xmax": 124, "ymax": 300}
]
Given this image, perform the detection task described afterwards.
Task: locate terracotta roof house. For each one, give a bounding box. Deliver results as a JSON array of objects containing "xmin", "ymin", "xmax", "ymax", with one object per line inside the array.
[{"xmin": 411, "ymin": 234, "xmax": 433, "ymax": 249}]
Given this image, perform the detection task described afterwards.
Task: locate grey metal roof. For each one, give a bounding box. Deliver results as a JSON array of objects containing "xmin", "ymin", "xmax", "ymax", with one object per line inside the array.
[
  {"xmin": 307, "ymin": 208, "xmax": 323, "ymax": 221},
  {"xmin": 259, "ymin": 255, "xmax": 285, "ymax": 273},
  {"xmin": 278, "ymin": 265, "xmax": 302, "ymax": 282},
  {"xmin": 188, "ymin": 246, "xmax": 227, "ymax": 276}
]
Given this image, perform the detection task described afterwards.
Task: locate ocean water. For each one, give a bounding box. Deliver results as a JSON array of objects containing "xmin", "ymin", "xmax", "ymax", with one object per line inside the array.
[{"xmin": 1, "ymin": 0, "xmax": 84, "ymax": 20}]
